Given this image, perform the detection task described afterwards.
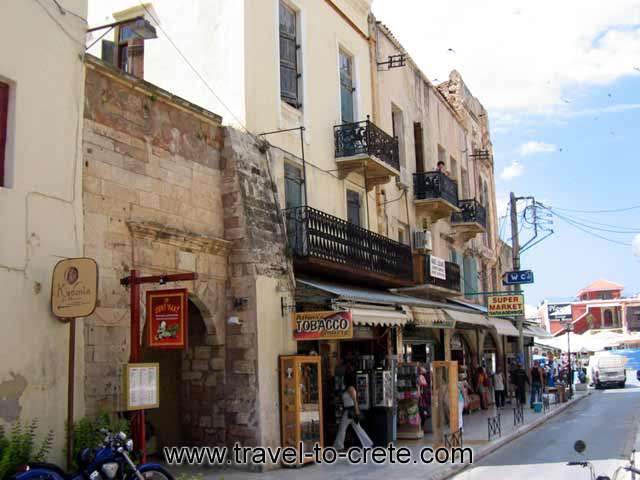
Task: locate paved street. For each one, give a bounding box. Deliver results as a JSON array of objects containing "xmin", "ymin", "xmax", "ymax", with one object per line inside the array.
[{"xmin": 454, "ymin": 371, "xmax": 640, "ymax": 480}]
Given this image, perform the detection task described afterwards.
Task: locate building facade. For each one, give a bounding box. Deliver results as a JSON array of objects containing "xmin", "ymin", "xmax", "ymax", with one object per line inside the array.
[{"xmin": 0, "ymin": 0, "xmax": 88, "ymax": 460}]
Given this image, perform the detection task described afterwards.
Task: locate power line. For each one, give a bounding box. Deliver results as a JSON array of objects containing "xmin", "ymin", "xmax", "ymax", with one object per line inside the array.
[
  {"xmin": 49, "ymin": 0, "xmax": 87, "ymax": 22},
  {"xmin": 551, "ymin": 204, "xmax": 640, "ymax": 214},
  {"xmin": 547, "ymin": 209, "xmax": 632, "ymax": 247},
  {"xmin": 547, "ymin": 210, "xmax": 640, "ymax": 233}
]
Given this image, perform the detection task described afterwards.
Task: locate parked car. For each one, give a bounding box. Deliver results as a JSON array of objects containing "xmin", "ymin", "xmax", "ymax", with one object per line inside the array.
[{"xmin": 589, "ymin": 354, "xmax": 627, "ymax": 389}]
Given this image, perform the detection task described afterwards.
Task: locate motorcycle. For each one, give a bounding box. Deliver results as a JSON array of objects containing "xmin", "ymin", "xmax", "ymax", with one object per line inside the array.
[
  {"xmin": 12, "ymin": 429, "xmax": 173, "ymax": 480},
  {"xmin": 567, "ymin": 440, "xmax": 639, "ymax": 480}
]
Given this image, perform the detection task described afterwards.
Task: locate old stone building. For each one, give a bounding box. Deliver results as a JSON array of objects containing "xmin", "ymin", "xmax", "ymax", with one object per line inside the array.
[{"xmin": 82, "ymin": 55, "xmax": 295, "ymax": 454}]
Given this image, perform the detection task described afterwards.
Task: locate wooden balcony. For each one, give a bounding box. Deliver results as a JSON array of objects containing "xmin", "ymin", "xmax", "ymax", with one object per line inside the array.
[
  {"xmin": 334, "ymin": 117, "xmax": 400, "ymax": 189},
  {"xmin": 408, "ymin": 253, "xmax": 462, "ymax": 297},
  {"xmin": 413, "ymin": 171, "xmax": 460, "ymax": 223},
  {"xmin": 451, "ymin": 199, "xmax": 487, "ymax": 242},
  {"xmin": 284, "ymin": 206, "xmax": 414, "ymax": 288}
]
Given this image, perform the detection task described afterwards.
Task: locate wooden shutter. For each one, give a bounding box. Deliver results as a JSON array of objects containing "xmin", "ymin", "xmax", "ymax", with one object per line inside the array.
[
  {"xmin": 101, "ymin": 40, "xmax": 116, "ymax": 66},
  {"xmin": 279, "ymin": 2, "xmax": 298, "ymax": 106},
  {"xmin": 0, "ymin": 82, "xmax": 8, "ymax": 187},
  {"xmin": 346, "ymin": 190, "xmax": 361, "ymax": 227},
  {"xmin": 284, "ymin": 163, "xmax": 303, "ymax": 209},
  {"xmin": 413, "ymin": 122, "xmax": 424, "ymax": 173}
]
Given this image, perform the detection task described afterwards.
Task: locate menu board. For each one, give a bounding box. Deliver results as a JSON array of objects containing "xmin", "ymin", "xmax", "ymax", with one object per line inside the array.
[{"xmin": 125, "ymin": 363, "xmax": 160, "ymax": 411}]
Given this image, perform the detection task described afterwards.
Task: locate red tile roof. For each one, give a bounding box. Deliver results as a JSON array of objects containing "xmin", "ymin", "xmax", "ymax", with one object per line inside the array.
[{"xmin": 577, "ymin": 279, "xmax": 624, "ymax": 296}]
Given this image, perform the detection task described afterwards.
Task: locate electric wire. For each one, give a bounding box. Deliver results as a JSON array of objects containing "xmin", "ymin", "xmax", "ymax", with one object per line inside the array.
[
  {"xmin": 551, "ymin": 204, "xmax": 640, "ymax": 214},
  {"xmin": 50, "ymin": 0, "xmax": 87, "ymax": 22},
  {"xmin": 546, "ymin": 209, "xmax": 632, "ymax": 247}
]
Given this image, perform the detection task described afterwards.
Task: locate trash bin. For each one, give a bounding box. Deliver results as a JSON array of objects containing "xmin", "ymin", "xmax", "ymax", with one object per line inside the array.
[{"xmin": 533, "ymin": 402, "xmax": 543, "ymax": 413}]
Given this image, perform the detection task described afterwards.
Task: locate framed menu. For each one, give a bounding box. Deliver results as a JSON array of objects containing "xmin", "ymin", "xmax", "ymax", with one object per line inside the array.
[{"xmin": 124, "ymin": 363, "xmax": 160, "ymax": 411}]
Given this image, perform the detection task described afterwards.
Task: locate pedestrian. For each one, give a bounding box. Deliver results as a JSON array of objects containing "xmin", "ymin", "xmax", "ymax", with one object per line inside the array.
[
  {"xmin": 511, "ymin": 362, "xmax": 529, "ymax": 406},
  {"xmin": 437, "ymin": 160, "xmax": 449, "ymax": 176},
  {"xmin": 333, "ymin": 372, "xmax": 374, "ymax": 450},
  {"xmin": 418, "ymin": 367, "xmax": 429, "ymax": 431},
  {"xmin": 530, "ymin": 360, "xmax": 544, "ymax": 408},
  {"xmin": 477, "ymin": 367, "xmax": 490, "ymax": 409},
  {"xmin": 493, "ymin": 368, "xmax": 505, "ymax": 409}
]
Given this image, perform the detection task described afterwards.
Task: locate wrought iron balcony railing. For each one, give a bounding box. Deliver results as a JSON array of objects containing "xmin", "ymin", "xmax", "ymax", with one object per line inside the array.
[
  {"xmin": 284, "ymin": 206, "xmax": 413, "ymax": 282},
  {"xmin": 413, "ymin": 171, "xmax": 459, "ymax": 207},
  {"xmin": 424, "ymin": 255, "xmax": 461, "ymax": 292},
  {"xmin": 451, "ymin": 199, "xmax": 487, "ymax": 228},
  {"xmin": 334, "ymin": 117, "xmax": 400, "ymax": 171}
]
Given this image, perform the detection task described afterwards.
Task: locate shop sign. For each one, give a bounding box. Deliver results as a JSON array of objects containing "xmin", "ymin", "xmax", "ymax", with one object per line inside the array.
[
  {"xmin": 429, "ymin": 255, "xmax": 446, "ymax": 280},
  {"xmin": 450, "ymin": 334, "xmax": 463, "ymax": 350},
  {"xmin": 146, "ymin": 288, "xmax": 188, "ymax": 349},
  {"xmin": 124, "ymin": 363, "xmax": 159, "ymax": 411},
  {"xmin": 488, "ymin": 294, "xmax": 525, "ymax": 317},
  {"xmin": 293, "ymin": 311, "xmax": 353, "ymax": 340},
  {"xmin": 51, "ymin": 258, "xmax": 99, "ymax": 320}
]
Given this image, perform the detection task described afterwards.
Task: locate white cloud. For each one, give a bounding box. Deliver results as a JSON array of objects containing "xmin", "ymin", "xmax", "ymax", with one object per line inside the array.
[
  {"xmin": 518, "ymin": 141, "xmax": 557, "ymax": 156},
  {"xmin": 633, "ymin": 234, "xmax": 640, "ymax": 257},
  {"xmin": 500, "ymin": 161, "xmax": 524, "ymax": 180},
  {"xmin": 372, "ymin": 0, "xmax": 640, "ymax": 120}
]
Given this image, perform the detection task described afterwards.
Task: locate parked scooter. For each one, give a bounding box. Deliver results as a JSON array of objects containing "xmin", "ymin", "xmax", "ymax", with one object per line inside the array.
[
  {"xmin": 567, "ymin": 440, "xmax": 639, "ymax": 480},
  {"xmin": 12, "ymin": 429, "xmax": 173, "ymax": 480}
]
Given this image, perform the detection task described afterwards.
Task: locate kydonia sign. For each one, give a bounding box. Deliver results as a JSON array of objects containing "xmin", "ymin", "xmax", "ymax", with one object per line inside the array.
[
  {"xmin": 146, "ymin": 289, "xmax": 188, "ymax": 349},
  {"xmin": 293, "ymin": 311, "xmax": 353, "ymax": 341},
  {"xmin": 488, "ymin": 294, "xmax": 525, "ymax": 317},
  {"xmin": 51, "ymin": 257, "xmax": 98, "ymax": 320}
]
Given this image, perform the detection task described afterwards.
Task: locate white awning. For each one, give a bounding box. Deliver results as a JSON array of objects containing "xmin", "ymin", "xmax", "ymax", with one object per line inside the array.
[
  {"xmin": 409, "ymin": 307, "xmax": 455, "ymax": 329},
  {"xmin": 490, "ymin": 318, "xmax": 520, "ymax": 337},
  {"xmin": 523, "ymin": 324, "xmax": 553, "ymax": 338},
  {"xmin": 444, "ymin": 309, "xmax": 490, "ymax": 327},
  {"xmin": 349, "ymin": 307, "xmax": 409, "ymax": 327}
]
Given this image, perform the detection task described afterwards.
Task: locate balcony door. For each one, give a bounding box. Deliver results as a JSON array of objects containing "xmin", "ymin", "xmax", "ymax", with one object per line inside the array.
[
  {"xmin": 339, "ymin": 50, "xmax": 355, "ymax": 123},
  {"xmin": 346, "ymin": 189, "xmax": 362, "ymax": 227},
  {"xmin": 285, "ymin": 163, "xmax": 304, "ymax": 255},
  {"xmin": 284, "ymin": 162, "xmax": 303, "ymax": 209}
]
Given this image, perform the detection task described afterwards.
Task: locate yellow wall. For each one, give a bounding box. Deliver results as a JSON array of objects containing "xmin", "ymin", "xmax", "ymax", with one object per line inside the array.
[{"xmin": 0, "ymin": 0, "xmax": 87, "ymax": 462}]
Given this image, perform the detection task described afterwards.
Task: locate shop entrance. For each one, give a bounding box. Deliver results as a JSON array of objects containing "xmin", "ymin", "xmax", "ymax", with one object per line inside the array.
[
  {"xmin": 482, "ymin": 333, "xmax": 498, "ymax": 373},
  {"xmin": 141, "ymin": 299, "xmax": 210, "ymax": 454}
]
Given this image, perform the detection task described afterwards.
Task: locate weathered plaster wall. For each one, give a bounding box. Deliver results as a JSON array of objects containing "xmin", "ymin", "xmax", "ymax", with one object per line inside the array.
[{"xmin": 0, "ymin": 0, "xmax": 87, "ymax": 462}]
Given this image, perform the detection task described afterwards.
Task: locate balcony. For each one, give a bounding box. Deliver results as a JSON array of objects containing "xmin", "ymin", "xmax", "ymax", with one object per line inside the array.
[
  {"xmin": 284, "ymin": 206, "xmax": 413, "ymax": 288},
  {"xmin": 451, "ymin": 199, "xmax": 487, "ymax": 242},
  {"xmin": 408, "ymin": 253, "xmax": 462, "ymax": 297},
  {"xmin": 334, "ymin": 117, "xmax": 400, "ymax": 189},
  {"xmin": 413, "ymin": 171, "xmax": 460, "ymax": 223}
]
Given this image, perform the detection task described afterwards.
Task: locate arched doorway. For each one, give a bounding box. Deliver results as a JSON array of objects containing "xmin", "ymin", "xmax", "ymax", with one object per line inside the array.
[
  {"xmin": 451, "ymin": 333, "xmax": 472, "ymax": 367},
  {"xmin": 142, "ymin": 299, "xmax": 210, "ymax": 454},
  {"xmin": 603, "ymin": 309, "xmax": 613, "ymax": 328},
  {"xmin": 482, "ymin": 333, "xmax": 498, "ymax": 374}
]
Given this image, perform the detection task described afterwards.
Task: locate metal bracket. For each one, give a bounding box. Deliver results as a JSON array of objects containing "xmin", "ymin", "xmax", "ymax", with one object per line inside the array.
[
  {"xmin": 281, "ymin": 297, "xmax": 296, "ymax": 317},
  {"xmin": 377, "ymin": 54, "xmax": 406, "ymax": 70}
]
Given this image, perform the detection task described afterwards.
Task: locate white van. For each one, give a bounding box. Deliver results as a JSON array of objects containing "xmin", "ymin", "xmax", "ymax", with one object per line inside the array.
[{"xmin": 589, "ymin": 354, "xmax": 627, "ymax": 389}]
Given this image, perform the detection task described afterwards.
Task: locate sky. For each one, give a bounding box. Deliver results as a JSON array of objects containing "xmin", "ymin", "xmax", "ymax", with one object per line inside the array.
[{"xmin": 372, "ymin": 0, "xmax": 640, "ymax": 306}]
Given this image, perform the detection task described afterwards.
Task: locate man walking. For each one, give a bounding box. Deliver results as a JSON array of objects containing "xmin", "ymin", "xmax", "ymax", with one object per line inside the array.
[
  {"xmin": 530, "ymin": 360, "xmax": 544, "ymax": 408},
  {"xmin": 511, "ymin": 362, "xmax": 529, "ymax": 406}
]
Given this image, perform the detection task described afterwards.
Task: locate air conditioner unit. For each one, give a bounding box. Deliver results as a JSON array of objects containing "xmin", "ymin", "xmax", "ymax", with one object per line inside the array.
[{"xmin": 413, "ymin": 229, "xmax": 433, "ymax": 251}]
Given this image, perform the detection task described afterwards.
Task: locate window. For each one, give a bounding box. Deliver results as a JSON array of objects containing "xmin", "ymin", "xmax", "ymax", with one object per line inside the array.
[
  {"xmin": 413, "ymin": 122, "xmax": 424, "ymax": 173},
  {"xmin": 0, "ymin": 81, "xmax": 8, "ymax": 187},
  {"xmin": 462, "ymin": 254, "xmax": 477, "ymax": 298},
  {"xmin": 391, "ymin": 105, "xmax": 404, "ymax": 167},
  {"xmin": 339, "ymin": 50, "xmax": 355, "ymax": 123},
  {"xmin": 398, "ymin": 227, "xmax": 405, "ymax": 245},
  {"xmin": 437, "ymin": 145, "xmax": 446, "ymax": 171},
  {"xmin": 449, "ymin": 156, "xmax": 458, "ymax": 180},
  {"xmin": 117, "ymin": 22, "xmax": 144, "ymax": 77},
  {"xmin": 284, "ymin": 162, "xmax": 304, "ymax": 209},
  {"xmin": 603, "ymin": 310, "xmax": 613, "ymax": 328},
  {"xmin": 279, "ymin": 2, "xmax": 300, "ymax": 107},
  {"xmin": 346, "ymin": 189, "xmax": 361, "ymax": 227}
]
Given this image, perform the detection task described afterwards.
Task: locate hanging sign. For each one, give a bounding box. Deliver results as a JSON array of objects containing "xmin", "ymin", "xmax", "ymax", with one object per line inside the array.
[
  {"xmin": 488, "ymin": 294, "xmax": 525, "ymax": 317},
  {"xmin": 146, "ymin": 288, "xmax": 188, "ymax": 349},
  {"xmin": 502, "ymin": 270, "xmax": 534, "ymax": 285},
  {"xmin": 429, "ymin": 255, "xmax": 446, "ymax": 280},
  {"xmin": 293, "ymin": 311, "xmax": 353, "ymax": 340},
  {"xmin": 51, "ymin": 257, "xmax": 98, "ymax": 320},
  {"xmin": 124, "ymin": 363, "xmax": 159, "ymax": 411}
]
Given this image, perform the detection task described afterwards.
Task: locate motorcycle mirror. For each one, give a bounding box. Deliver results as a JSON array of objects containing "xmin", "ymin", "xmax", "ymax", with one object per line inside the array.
[{"xmin": 574, "ymin": 440, "xmax": 587, "ymax": 454}]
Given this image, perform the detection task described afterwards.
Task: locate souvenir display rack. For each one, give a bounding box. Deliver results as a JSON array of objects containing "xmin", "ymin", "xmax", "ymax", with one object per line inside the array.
[{"xmin": 396, "ymin": 362, "xmax": 423, "ymax": 439}]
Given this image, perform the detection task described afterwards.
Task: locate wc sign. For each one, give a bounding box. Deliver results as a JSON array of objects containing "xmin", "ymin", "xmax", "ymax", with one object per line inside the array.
[{"xmin": 502, "ymin": 270, "xmax": 534, "ymax": 286}]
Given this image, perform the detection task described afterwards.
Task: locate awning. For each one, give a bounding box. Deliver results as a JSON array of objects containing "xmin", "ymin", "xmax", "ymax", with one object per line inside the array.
[
  {"xmin": 444, "ymin": 309, "xmax": 491, "ymax": 327},
  {"xmin": 409, "ymin": 307, "xmax": 455, "ymax": 328},
  {"xmin": 523, "ymin": 324, "xmax": 553, "ymax": 338},
  {"xmin": 491, "ymin": 318, "xmax": 520, "ymax": 337},
  {"xmin": 348, "ymin": 307, "xmax": 409, "ymax": 327}
]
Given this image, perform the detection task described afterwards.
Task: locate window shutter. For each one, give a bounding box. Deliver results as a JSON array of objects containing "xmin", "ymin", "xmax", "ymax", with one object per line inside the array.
[
  {"xmin": 413, "ymin": 122, "xmax": 424, "ymax": 173},
  {"xmin": 0, "ymin": 82, "xmax": 8, "ymax": 187},
  {"xmin": 101, "ymin": 40, "xmax": 116, "ymax": 66},
  {"xmin": 279, "ymin": 3, "xmax": 298, "ymax": 106}
]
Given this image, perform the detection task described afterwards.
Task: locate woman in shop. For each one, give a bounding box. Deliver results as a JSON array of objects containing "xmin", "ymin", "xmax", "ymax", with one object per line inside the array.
[
  {"xmin": 476, "ymin": 367, "xmax": 490, "ymax": 410},
  {"xmin": 333, "ymin": 372, "xmax": 374, "ymax": 450},
  {"xmin": 418, "ymin": 367, "xmax": 430, "ymax": 432}
]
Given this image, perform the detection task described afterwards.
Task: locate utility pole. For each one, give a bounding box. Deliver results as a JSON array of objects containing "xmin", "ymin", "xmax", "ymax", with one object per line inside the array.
[{"xmin": 510, "ymin": 192, "xmax": 525, "ymax": 363}]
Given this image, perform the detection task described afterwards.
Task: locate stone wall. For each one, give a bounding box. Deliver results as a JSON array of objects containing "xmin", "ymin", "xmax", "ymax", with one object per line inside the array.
[{"xmin": 82, "ymin": 56, "xmax": 294, "ymax": 457}]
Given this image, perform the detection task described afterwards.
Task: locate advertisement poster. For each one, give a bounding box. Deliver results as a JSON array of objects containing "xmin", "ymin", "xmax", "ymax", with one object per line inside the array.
[
  {"xmin": 293, "ymin": 311, "xmax": 353, "ymax": 340},
  {"xmin": 488, "ymin": 294, "xmax": 525, "ymax": 317},
  {"xmin": 146, "ymin": 288, "xmax": 188, "ymax": 349},
  {"xmin": 429, "ymin": 255, "xmax": 446, "ymax": 280}
]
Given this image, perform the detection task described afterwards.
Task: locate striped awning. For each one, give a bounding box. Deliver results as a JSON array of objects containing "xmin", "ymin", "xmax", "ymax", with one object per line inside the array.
[
  {"xmin": 444, "ymin": 309, "xmax": 491, "ymax": 327},
  {"xmin": 491, "ymin": 318, "xmax": 520, "ymax": 337},
  {"xmin": 349, "ymin": 307, "xmax": 410, "ymax": 327},
  {"xmin": 409, "ymin": 307, "xmax": 455, "ymax": 329}
]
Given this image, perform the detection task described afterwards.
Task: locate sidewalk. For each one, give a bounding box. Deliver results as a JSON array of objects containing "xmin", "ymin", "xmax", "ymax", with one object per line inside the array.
[{"xmin": 170, "ymin": 390, "xmax": 591, "ymax": 480}]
